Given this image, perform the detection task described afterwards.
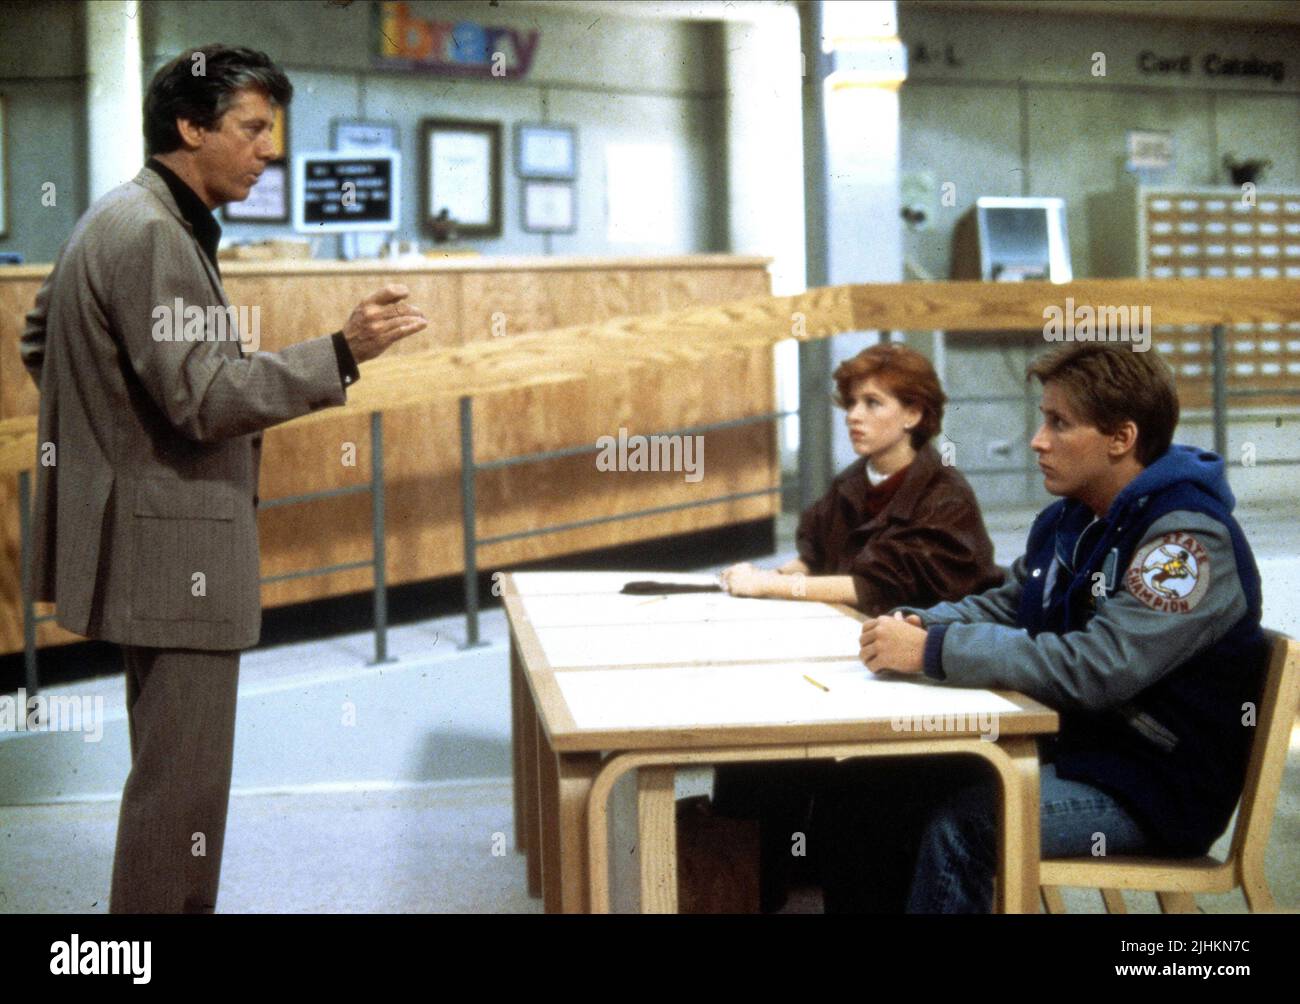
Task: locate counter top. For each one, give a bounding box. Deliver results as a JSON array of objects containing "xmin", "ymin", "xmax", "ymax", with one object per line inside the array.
[{"xmin": 0, "ymin": 254, "xmax": 774, "ymax": 281}]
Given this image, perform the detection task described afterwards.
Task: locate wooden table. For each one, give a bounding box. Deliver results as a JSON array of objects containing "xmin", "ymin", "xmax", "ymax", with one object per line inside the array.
[{"xmin": 503, "ymin": 571, "xmax": 1059, "ymax": 914}]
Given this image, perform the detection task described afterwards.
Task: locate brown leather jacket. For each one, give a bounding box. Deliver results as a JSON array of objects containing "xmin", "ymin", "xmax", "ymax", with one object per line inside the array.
[{"xmin": 796, "ymin": 443, "xmax": 1004, "ymax": 613}]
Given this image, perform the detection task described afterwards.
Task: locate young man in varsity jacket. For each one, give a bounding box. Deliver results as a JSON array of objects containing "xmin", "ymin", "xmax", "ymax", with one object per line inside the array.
[{"xmin": 845, "ymin": 341, "xmax": 1268, "ymax": 913}]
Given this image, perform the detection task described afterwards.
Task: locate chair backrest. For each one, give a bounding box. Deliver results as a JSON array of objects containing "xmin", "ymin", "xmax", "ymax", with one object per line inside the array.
[{"xmin": 1228, "ymin": 629, "xmax": 1300, "ymax": 862}]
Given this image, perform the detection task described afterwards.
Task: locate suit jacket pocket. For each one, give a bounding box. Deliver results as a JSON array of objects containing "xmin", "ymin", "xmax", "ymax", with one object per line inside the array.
[{"xmin": 131, "ymin": 478, "xmax": 238, "ymax": 623}]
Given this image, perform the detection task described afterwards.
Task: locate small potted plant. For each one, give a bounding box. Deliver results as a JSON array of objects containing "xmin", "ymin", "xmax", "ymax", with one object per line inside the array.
[{"xmin": 1223, "ymin": 154, "xmax": 1273, "ymax": 186}]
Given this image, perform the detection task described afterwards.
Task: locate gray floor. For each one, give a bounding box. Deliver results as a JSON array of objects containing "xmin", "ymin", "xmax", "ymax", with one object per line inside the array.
[{"xmin": 2, "ymin": 504, "xmax": 1298, "ymax": 913}]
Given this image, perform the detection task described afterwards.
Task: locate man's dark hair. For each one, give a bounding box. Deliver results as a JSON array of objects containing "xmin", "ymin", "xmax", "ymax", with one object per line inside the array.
[
  {"xmin": 144, "ymin": 45, "xmax": 292, "ymax": 156},
  {"xmin": 1026, "ymin": 342, "xmax": 1180, "ymax": 466}
]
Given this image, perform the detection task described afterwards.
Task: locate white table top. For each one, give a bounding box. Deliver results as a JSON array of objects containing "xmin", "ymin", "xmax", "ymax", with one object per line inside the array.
[
  {"xmin": 555, "ymin": 659, "xmax": 1019, "ymax": 731},
  {"xmin": 505, "ymin": 571, "xmax": 1045, "ymax": 743}
]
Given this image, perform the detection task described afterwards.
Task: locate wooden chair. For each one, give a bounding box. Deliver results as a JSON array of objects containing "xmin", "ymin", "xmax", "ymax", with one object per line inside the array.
[{"xmin": 1040, "ymin": 629, "xmax": 1299, "ymax": 914}]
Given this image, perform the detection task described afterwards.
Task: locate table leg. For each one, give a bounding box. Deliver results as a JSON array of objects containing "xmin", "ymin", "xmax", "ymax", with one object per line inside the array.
[
  {"xmin": 537, "ymin": 724, "xmax": 601, "ymax": 913},
  {"xmin": 510, "ymin": 635, "xmax": 526, "ymax": 853},
  {"xmin": 585, "ymin": 748, "xmax": 809, "ymax": 913},
  {"xmin": 637, "ymin": 766, "xmax": 678, "ymax": 914},
  {"xmin": 582, "ymin": 739, "xmax": 1045, "ymax": 915},
  {"xmin": 995, "ymin": 736, "xmax": 1041, "ymax": 914},
  {"xmin": 525, "ymin": 702, "xmax": 542, "ymax": 898}
]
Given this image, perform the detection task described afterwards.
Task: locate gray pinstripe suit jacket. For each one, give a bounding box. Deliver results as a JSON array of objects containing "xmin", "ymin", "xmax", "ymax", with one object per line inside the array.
[{"xmin": 20, "ymin": 167, "xmax": 346, "ymax": 650}]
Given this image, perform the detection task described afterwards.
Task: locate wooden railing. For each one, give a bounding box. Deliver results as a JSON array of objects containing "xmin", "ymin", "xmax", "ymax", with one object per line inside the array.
[{"xmin": 6, "ymin": 277, "xmax": 1299, "ymax": 473}]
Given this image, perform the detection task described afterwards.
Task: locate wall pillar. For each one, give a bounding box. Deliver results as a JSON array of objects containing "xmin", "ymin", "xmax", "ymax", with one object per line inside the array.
[{"xmin": 86, "ymin": 0, "xmax": 144, "ymax": 201}]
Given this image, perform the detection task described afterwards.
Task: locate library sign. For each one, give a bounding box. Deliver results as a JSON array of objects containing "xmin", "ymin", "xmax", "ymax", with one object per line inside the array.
[
  {"xmin": 1138, "ymin": 50, "xmax": 1285, "ymax": 84},
  {"xmin": 374, "ymin": 1, "xmax": 540, "ymax": 79}
]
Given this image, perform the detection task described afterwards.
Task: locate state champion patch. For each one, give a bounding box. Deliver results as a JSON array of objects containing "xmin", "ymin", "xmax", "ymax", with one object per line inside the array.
[{"xmin": 1125, "ymin": 532, "xmax": 1211, "ymax": 612}]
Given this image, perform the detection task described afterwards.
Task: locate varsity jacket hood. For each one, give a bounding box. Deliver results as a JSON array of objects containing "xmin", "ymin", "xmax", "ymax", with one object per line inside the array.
[{"xmin": 1111, "ymin": 444, "xmax": 1235, "ymax": 517}]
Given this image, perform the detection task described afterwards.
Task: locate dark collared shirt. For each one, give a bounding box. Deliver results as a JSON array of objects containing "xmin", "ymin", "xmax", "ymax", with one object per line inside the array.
[
  {"xmin": 146, "ymin": 156, "xmax": 222, "ymax": 272},
  {"xmin": 143, "ymin": 157, "xmax": 359, "ymax": 389}
]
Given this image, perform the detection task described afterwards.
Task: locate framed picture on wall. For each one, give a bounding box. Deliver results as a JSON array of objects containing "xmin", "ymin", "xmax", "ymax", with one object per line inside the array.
[
  {"xmin": 223, "ymin": 162, "xmax": 289, "ymax": 222},
  {"xmin": 516, "ymin": 123, "xmax": 577, "ymax": 180},
  {"xmin": 522, "ymin": 180, "xmax": 575, "ymax": 234},
  {"xmin": 332, "ymin": 118, "xmax": 399, "ymax": 153},
  {"xmin": 421, "ymin": 118, "xmax": 502, "ymax": 238},
  {"xmin": 0, "ymin": 95, "xmax": 8, "ymax": 237}
]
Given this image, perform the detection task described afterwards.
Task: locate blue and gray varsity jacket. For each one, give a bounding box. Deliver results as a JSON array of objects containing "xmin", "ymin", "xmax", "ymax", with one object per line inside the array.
[{"xmin": 899, "ymin": 445, "xmax": 1269, "ymax": 855}]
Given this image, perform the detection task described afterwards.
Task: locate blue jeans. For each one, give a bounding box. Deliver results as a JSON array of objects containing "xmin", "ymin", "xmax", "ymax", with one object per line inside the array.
[
  {"xmin": 817, "ymin": 755, "xmax": 1153, "ymax": 913},
  {"xmin": 908, "ymin": 759, "xmax": 1153, "ymax": 913}
]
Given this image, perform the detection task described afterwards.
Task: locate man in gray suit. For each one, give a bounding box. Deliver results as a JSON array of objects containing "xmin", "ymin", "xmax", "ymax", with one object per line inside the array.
[{"xmin": 19, "ymin": 45, "xmax": 426, "ymax": 912}]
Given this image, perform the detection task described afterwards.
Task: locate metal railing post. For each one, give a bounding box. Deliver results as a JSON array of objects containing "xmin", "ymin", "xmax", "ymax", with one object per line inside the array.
[
  {"xmin": 18, "ymin": 469, "xmax": 39, "ymax": 697},
  {"xmin": 459, "ymin": 396, "xmax": 484, "ymax": 649},
  {"xmin": 1211, "ymin": 323, "xmax": 1228, "ymax": 461},
  {"xmin": 368, "ymin": 411, "xmax": 392, "ymax": 665}
]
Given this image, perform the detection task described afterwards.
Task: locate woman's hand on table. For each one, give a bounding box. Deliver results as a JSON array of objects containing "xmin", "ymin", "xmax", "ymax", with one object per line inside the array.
[
  {"xmin": 860, "ymin": 611, "xmax": 927, "ymax": 674},
  {"xmin": 721, "ymin": 563, "xmax": 818, "ymax": 600},
  {"xmin": 719, "ymin": 562, "xmax": 780, "ymax": 598}
]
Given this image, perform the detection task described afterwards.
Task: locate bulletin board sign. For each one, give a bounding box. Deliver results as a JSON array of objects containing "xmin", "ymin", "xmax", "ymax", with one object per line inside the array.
[{"xmin": 292, "ymin": 151, "xmax": 401, "ymax": 233}]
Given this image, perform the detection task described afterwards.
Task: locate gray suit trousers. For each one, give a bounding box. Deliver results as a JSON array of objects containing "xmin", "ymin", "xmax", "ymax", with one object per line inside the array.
[{"xmin": 109, "ymin": 646, "xmax": 240, "ymax": 914}]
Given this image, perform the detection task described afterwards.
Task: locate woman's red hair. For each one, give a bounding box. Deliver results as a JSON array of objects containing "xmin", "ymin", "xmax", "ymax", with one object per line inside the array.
[{"xmin": 832, "ymin": 343, "xmax": 946, "ymax": 449}]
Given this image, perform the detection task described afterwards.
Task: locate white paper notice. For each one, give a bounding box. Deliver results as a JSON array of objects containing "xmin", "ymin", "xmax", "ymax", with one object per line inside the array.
[
  {"xmin": 535, "ymin": 617, "xmax": 862, "ymax": 667},
  {"xmin": 605, "ymin": 142, "xmax": 681, "ymax": 245},
  {"xmin": 556, "ymin": 660, "xmax": 1020, "ymax": 730},
  {"xmin": 431, "ymin": 130, "xmax": 492, "ymax": 225}
]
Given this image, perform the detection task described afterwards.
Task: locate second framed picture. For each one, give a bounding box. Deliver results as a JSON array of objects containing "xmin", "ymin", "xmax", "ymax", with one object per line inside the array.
[
  {"xmin": 421, "ymin": 118, "xmax": 502, "ymax": 238},
  {"xmin": 522, "ymin": 180, "xmax": 575, "ymax": 234}
]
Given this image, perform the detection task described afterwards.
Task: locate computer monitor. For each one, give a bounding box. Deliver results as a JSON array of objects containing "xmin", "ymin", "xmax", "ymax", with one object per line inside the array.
[{"xmin": 951, "ymin": 196, "xmax": 1072, "ymax": 282}]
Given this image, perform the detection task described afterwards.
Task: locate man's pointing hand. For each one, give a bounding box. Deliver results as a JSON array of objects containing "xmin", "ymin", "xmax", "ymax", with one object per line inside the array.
[{"xmin": 343, "ymin": 284, "xmax": 428, "ymax": 364}]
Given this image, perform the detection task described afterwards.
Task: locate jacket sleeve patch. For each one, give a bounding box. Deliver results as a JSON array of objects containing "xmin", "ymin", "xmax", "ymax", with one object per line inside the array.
[{"xmin": 1124, "ymin": 532, "xmax": 1211, "ymax": 612}]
